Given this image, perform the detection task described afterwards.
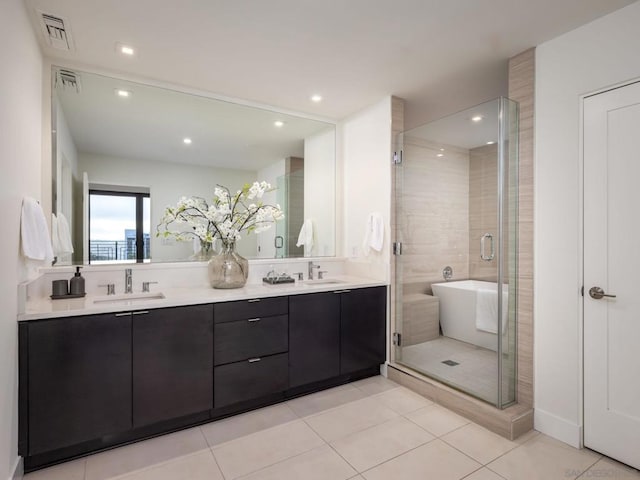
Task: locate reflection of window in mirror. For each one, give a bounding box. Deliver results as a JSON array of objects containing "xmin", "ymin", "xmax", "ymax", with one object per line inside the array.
[{"xmin": 88, "ymin": 187, "xmax": 150, "ymax": 264}]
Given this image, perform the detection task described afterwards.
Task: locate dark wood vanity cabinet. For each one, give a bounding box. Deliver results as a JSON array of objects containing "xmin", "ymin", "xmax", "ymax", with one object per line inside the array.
[
  {"xmin": 20, "ymin": 313, "xmax": 132, "ymax": 455},
  {"xmin": 132, "ymin": 304, "xmax": 214, "ymax": 427},
  {"xmin": 19, "ymin": 286, "xmax": 387, "ymax": 471},
  {"xmin": 289, "ymin": 292, "xmax": 341, "ymax": 387}
]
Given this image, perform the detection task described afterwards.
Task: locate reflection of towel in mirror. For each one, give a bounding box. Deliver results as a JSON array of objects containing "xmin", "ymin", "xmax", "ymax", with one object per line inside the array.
[
  {"xmin": 296, "ymin": 219, "xmax": 314, "ymax": 254},
  {"xmin": 51, "ymin": 214, "xmax": 60, "ymax": 255},
  {"xmin": 475, "ymin": 288, "xmax": 509, "ymax": 334},
  {"xmin": 52, "ymin": 213, "xmax": 74, "ymax": 255},
  {"xmin": 362, "ymin": 212, "xmax": 384, "ymax": 256},
  {"xmin": 21, "ymin": 197, "xmax": 54, "ymax": 262}
]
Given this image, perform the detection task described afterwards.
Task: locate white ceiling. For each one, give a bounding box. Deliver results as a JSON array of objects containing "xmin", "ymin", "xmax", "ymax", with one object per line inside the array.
[{"xmin": 26, "ymin": 0, "xmax": 636, "ymax": 127}]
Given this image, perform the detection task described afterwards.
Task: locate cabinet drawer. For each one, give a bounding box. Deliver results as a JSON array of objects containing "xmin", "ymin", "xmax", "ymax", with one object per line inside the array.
[
  {"xmin": 214, "ymin": 296, "xmax": 288, "ymax": 323},
  {"xmin": 214, "ymin": 353, "xmax": 288, "ymax": 408},
  {"xmin": 215, "ymin": 314, "xmax": 288, "ymax": 365}
]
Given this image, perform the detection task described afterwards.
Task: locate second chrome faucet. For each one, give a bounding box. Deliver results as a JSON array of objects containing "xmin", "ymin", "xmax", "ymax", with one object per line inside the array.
[{"xmin": 308, "ymin": 261, "xmax": 320, "ymax": 280}]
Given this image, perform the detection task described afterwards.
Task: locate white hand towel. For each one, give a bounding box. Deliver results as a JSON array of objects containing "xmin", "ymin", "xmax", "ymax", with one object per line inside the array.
[
  {"xmin": 296, "ymin": 219, "xmax": 314, "ymax": 249},
  {"xmin": 56, "ymin": 212, "xmax": 74, "ymax": 254},
  {"xmin": 475, "ymin": 287, "xmax": 509, "ymax": 334},
  {"xmin": 362, "ymin": 212, "xmax": 384, "ymax": 256},
  {"xmin": 21, "ymin": 197, "xmax": 54, "ymax": 262}
]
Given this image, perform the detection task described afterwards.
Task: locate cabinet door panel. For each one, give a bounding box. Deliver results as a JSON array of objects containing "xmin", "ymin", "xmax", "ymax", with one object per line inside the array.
[
  {"xmin": 215, "ymin": 314, "xmax": 288, "ymax": 365},
  {"xmin": 289, "ymin": 292, "xmax": 340, "ymax": 387},
  {"xmin": 28, "ymin": 314, "xmax": 132, "ymax": 454},
  {"xmin": 133, "ymin": 305, "xmax": 213, "ymax": 427},
  {"xmin": 214, "ymin": 353, "xmax": 288, "ymax": 408},
  {"xmin": 340, "ymin": 286, "xmax": 387, "ymax": 374}
]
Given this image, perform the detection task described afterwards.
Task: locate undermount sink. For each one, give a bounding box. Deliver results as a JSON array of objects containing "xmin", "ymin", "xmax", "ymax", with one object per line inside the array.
[
  {"xmin": 93, "ymin": 292, "xmax": 166, "ymax": 305},
  {"xmin": 302, "ymin": 279, "xmax": 346, "ymax": 285}
]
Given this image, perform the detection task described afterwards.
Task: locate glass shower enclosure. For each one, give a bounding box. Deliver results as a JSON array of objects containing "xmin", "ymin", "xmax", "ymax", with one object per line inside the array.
[{"xmin": 393, "ymin": 97, "xmax": 518, "ymax": 408}]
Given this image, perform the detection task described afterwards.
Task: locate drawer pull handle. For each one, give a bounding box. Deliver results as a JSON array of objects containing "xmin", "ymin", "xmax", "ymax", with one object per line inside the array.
[
  {"xmin": 133, "ymin": 310, "xmax": 149, "ymax": 315},
  {"xmin": 248, "ymin": 298, "xmax": 261, "ymax": 303},
  {"xmin": 248, "ymin": 317, "xmax": 261, "ymax": 323},
  {"xmin": 333, "ymin": 289, "xmax": 352, "ymax": 294},
  {"xmin": 115, "ymin": 312, "xmax": 131, "ymax": 317},
  {"xmin": 248, "ymin": 357, "xmax": 261, "ymax": 363}
]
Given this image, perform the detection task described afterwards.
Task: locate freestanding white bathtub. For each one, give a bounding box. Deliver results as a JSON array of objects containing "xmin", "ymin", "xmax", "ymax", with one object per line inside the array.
[{"xmin": 431, "ymin": 280, "xmax": 508, "ymax": 351}]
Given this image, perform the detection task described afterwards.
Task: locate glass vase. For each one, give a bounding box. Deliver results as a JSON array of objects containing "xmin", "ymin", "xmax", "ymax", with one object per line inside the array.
[
  {"xmin": 208, "ymin": 241, "xmax": 249, "ymax": 289},
  {"xmin": 190, "ymin": 240, "xmax": 215, "ymax": 262}
]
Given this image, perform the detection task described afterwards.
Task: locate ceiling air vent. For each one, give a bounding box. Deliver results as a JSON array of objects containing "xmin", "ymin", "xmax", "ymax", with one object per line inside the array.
[
  {"xmin": 56, "ymin": 70, "xmax": 81, "ymax": 93},
  {"xmin": 40, "ymin": 13, "xmax": 74, "ymax": 51}
]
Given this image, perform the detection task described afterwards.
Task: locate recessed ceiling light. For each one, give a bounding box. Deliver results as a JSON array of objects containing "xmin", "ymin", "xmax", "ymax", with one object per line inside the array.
[
  {"xmin": 471, "ymin": 115, "xmax": 483, "ymax": 122},
  {"xmin": 274, "ymin": 121, "xmax": 284, "ymax": 127},
  {"xmin": 116, "ymin": 43, "xmax": 135, "ymax": 56},
  {"xmin": 183, "ymin": 138, "xmax": 192, "ymax": 145},
  {"xmin": 115, "ymin": 89, "xmax": 131, "ymax": 98},
  {"xmin": 439, "ymin": 148, "xmax": 445, "ymax": 151},
  {"xmin": 486, "ymin": 141, "xmax": 495, "ymax": 145},
  {"xmin": 311, "ymin": 94, "xmax": 322, "ymax": 103},
  {"xmin": 436, "ymin": 153, "xmax": 444, "ymax": 157}
]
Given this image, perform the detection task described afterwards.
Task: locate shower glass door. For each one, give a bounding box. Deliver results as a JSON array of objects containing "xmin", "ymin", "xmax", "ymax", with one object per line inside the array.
[{"xmin": 393, "ymin": 97, "xmax": 518, "ymax": 408}]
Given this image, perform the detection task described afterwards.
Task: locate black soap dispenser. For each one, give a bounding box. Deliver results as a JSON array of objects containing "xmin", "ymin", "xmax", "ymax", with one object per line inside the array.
[{"xmin": 69, "ymin": 266, "xmax": 86, "ymax": 296}]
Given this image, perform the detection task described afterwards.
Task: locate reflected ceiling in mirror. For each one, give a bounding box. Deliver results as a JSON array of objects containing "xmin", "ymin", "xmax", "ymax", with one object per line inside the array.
[{"xmin": 52, "ymin": 67, "xmax": 336, "ymax": 265}]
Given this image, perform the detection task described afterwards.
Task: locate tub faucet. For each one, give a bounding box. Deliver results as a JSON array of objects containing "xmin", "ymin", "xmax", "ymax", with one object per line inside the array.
[
  {"xmin": 308, "ymin": 261, "xmax": 320, "ymax": 280},
  {"xmin": 125, "ymin": 268, "xmax": 133, "ymax": 294}
]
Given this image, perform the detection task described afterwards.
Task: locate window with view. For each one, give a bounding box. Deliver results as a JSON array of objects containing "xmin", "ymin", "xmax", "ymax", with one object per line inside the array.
[{"xmin": 89, "ymin": 190, "xmax": 150, "ymax": 263}]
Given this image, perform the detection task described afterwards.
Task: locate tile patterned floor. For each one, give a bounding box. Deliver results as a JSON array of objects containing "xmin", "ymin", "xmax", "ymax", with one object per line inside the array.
[{"xmin": 24, "ymin": 376, "xmax": 640, "ymax": 480}]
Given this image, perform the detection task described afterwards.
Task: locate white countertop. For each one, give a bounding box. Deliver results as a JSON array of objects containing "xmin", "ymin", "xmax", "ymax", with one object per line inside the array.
[{"xmin": 19, "ymin": 275, "xmax": 388, "ymax": 321}]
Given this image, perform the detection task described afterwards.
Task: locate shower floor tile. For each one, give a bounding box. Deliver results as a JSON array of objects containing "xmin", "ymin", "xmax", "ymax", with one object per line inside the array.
[{"xmin": 399, "ymin": 337, "xmax": 513, "ymax": 404}]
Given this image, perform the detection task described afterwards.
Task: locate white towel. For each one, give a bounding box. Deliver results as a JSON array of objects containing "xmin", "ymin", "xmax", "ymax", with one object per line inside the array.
[
  {"xmin": 296, "ymin": 219, "xmax": 314, "ymax": 254},
  {"xmin": 55, "ymin": 212, "xmax": 74, "ymax": 255},
  {"xmin": 21, "ymin": 197, "xmax": 54, "ymax": 262},
  {"xmin": 362, "ymin": 212, "xmax": 384, "ymax": 256},
  {"xmin": 475, "ymin": 287, "xmax": 509, "ymax": 334},
  {"xmin": 51, "ymin": 213, "xmax": 62, "ymax": 255}
]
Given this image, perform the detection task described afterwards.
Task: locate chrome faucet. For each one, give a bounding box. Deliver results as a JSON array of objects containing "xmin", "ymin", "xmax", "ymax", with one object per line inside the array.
[
  {"xmin": 125, "ymin": 268, "xmax": 133, "ymax": 294},
  {"xmin": 308, "ymin": 261, "xmax": 320, "ymax": 280}
]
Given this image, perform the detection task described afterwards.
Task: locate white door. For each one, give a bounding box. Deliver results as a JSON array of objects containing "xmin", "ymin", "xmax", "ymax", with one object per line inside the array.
[{"xmin": 584, "ymin": 80, "xmax": 640, "ymax": 469}]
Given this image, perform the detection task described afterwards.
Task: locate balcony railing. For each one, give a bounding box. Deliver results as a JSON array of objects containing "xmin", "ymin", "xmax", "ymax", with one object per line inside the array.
[{"xmin": 89, "ymin": 239, "xmax": 150, "ymax": 262}]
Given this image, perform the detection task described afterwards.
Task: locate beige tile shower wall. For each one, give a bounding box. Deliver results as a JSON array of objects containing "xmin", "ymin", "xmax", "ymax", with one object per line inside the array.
[
  {"xmin": 468, "ymin": 143, "xmax": 498, "ymax": 282},
  {"xmin": 400, "ymin": 137, "xmax": 470, "ymax": 292},
  {"xmin": 509, "ymin": 48, "xmax": 535, "ymax": 409}
]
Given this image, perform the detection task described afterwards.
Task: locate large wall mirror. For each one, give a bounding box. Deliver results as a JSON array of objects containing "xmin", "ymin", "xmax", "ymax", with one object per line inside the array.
[{"xmin": 51, "ymin": 66, "xmax": 336, "ymax": 265}]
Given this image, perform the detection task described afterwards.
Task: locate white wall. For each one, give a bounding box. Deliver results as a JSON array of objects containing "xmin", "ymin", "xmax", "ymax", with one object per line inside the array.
[
  {"xmin": 340, "ymin": 97, "xmax": 392, "ymax": 281},
  {"xmin": 0, "ymin": 1, "xmax": 43, "ymax": 478},
  {"xmin": 304, "ymin": 128, "xmax": 336, "ymax": 257},
  {"xmin": 78, "ymin": 153, "xmax": 258, "ymax": 260},
  {"xmin": 535, "ymin": 0, "xmax": 640, "ymax": 447}
]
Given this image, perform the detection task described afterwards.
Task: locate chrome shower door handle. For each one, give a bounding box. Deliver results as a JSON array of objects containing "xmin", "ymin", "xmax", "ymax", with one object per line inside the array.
[
  {"xmin": 480, "ymin": 233, "xmax": 495, "ymax": 261},
  {"xmin": 589, "ymin": 286, "xmax": 617, "ymax": 299}
]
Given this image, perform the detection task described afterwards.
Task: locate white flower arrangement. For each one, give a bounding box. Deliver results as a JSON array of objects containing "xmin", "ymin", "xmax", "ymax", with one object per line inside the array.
[{"xmin": 156, "ymin": 181, "xmax": 284, "ymax": 248}]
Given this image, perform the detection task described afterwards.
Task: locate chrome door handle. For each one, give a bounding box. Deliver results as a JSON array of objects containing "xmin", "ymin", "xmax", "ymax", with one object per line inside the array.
[{"xmin": 589, "ymin": 286, "xmax": 617, "ymax": 299}]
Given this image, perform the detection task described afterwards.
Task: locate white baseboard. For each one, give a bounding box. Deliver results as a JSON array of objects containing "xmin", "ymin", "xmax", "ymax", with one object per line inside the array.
[
  {"xmin": 9, "ymin": 456, "xmax": 22, "ymax": 480},
  {"xmin": 534, "ymin": 408, "xmax": 583, "ymax": 448}
]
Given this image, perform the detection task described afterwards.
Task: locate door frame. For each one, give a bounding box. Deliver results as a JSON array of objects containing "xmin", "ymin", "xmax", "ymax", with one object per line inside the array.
[{"xmin": 579, "ymin": 76, "xmax": 640, "ymax": 448}]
